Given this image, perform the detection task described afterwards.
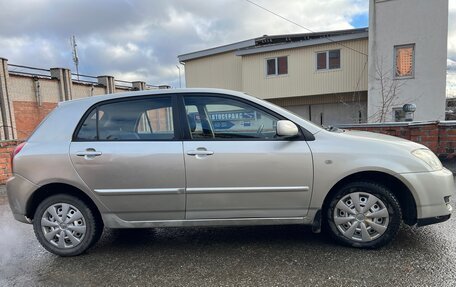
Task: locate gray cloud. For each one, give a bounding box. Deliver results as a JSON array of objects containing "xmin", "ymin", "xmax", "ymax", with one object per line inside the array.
[{"xmin": 0, "ymin": 0, "xmax": 452, "ymax": 88}]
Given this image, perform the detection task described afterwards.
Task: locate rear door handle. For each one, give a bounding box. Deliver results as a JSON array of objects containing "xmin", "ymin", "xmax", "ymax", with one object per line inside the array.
[
  {"xmin": 76, "ymin": 149, "xmax": 102, "ymax": 159},
  {"xmin": 187, "ymin": 150, "xmax": 214, "ymax": 156}
]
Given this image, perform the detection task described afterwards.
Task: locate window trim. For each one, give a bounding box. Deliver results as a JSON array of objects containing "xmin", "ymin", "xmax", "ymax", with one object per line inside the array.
[
  {"xmin": 315, "ymin": 49, "xmax": 341, "ymax": 71},
  {"xmin": 72, "ymin": 95, "xmax": 181, "ymax": 142},
  {"xmin": 177, "ymin": 93, "xmax": 313, "ymax": 142},
  {"xmin": 393, "ymin": 43, "xmax": 415, "ymax": 79},
  {"xmin": 265, "ymin": 56, "xmax": 288, "ymax": 77}
]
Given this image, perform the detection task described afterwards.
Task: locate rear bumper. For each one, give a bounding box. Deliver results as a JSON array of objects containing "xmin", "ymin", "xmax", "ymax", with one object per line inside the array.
[{"xmin": 6, "ymin": 174, "xmax": 39, "ymax": 224}]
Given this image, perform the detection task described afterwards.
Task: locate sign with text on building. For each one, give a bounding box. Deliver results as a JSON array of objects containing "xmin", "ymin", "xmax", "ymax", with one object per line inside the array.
[{"xmin": 209, "ymin": 110, "xmax": 256, "ymax": 121}]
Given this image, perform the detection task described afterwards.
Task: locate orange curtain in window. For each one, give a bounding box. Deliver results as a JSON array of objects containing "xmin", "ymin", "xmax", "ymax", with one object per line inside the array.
[{"xmin": 396, "ymin": 47, "xmax": 413, "ymax": 77}]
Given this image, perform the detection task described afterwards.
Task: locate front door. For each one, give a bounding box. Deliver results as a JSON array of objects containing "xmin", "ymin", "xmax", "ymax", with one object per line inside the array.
[
  {"xmin": 181, "ymin": 94, "xmax": 313, "ymax": 219},
  {"xmin": 70, "ymin": 96, "xmax": 186, "ymax": 221}
]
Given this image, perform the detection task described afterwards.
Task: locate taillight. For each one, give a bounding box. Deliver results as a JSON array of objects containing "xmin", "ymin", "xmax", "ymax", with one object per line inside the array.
[
  {"xmin": 12, "ymin": 142, "xmax": 26, "ymax": 158},
  {"xmin": 11, "ymin": 142, "xmax": 26, "ymax": 171}
]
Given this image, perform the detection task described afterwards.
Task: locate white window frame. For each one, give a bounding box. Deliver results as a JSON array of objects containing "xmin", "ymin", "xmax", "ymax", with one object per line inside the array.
[
  {"xmin": 394, "ymin": 44, "xmax": 415, "ymax": 79},
  {"xmin": 265, "ymin": 56, "xmax": 288, "ymax": 77},
  {"xmin": 315, "ymin": 49, "xmax": 341, "ymax": 71}
]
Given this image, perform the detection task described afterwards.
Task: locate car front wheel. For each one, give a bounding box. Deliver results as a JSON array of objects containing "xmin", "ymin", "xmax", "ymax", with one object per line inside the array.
[
  {"xmin": 326, "ymin": 181, "xmax": 402, "ymax": 248},
  {"xmin": 33, "ymin": 194, "xmax": 102, "ymax": 256}
]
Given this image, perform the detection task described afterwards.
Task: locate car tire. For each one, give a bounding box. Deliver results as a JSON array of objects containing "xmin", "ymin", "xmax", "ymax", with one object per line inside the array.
[
  {"xmin": 33, "ymin": 194, "xmax": 102, "ymax": 256},
  {"xmin": 325, "ymin": 181, "xmax": 402, "ymax": 249}
]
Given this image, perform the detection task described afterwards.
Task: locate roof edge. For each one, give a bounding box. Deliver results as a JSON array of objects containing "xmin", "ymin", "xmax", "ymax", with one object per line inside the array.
[
  {"xmin": 178, "ymin": 39, "xmax": 255, "ymax": 62},
  {"xmin": 235, "ymin": 32, "xmax": 368, "ymax": 56},
  {"xmin": 178, "ymin": 28, "xmax": 369, "ymax": 62}
]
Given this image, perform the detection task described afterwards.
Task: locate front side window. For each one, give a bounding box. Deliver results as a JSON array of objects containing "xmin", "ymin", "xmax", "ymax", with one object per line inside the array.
[
  {"xmin": 266, "ymin": 56, "xmax": 288, "ymax": 76},
  {"xmin": 75, "ymin": 97, "xmax": 175, "ymax": 141},
  {"xmin": 316, "ymin": 49, "xmax": 341, "ymax": 70},
  {"xmin": 184, "ymin": 96, "xmax": 282, "ymax": 140},
  {"xmin": 395, "ymin": 44, "xmax": 415, "ymax": 78}
]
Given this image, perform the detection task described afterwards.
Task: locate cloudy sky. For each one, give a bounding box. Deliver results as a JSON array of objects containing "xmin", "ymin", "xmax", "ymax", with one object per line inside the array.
[{"xmin": 0, "ymin": 0, "xmax": 454, "ymax": 90}]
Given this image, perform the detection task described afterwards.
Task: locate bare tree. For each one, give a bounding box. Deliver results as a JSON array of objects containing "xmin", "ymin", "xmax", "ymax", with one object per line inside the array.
[
  {"xmin": 369, "ymin": 57, "xmax": 409, "ymax": 123},
  {"xmin": 336, "ymin": 91, "xmax": 367, "ymax": 124},
  {"xmin": 336, "ymin": 59, "xmax": 368, "ymax": 124}
]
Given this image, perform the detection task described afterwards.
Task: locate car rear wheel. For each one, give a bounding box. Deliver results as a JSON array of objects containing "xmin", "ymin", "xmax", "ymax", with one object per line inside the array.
[
  {"xmin": 326, "ymin": 181, "xmax": 402, "ymax": 248},
  {"xmin": 33, "ymin": 194, "xmax": 102, "ymax": 256}
]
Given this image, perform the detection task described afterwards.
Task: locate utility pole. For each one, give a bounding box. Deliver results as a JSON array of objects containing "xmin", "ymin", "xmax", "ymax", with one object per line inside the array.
[
  {"xmin": 70, "ymin": 35, "xmax": 80, "ymax": 80},
  {"xmin": 176, "ymin": 65, "xmax": 181, "ymax": 88}
]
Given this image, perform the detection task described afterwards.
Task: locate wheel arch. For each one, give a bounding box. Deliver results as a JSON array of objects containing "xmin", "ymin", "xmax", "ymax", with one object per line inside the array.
[
  {"xmin": 322, "ymin": 171, "xmax": 417, "ymax": 225},
  {"xmin": 26, "ymin": 182, "xmax": 103, "ymax": 225}
]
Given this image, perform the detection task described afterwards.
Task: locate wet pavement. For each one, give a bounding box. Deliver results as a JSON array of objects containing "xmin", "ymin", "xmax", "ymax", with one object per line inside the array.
[{"xmin": 1, "ymin": 188, "xmax": 456, "ymax": 286}]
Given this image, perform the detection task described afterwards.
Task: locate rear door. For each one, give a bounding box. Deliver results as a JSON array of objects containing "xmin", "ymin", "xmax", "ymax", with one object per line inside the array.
[
  {"xmin": 70, "ymin": 95, "xmax": 186, "ymax": 221},
  {"xmin": 181, "ymin": 94, "xmax": 314, "ymax": 219}
]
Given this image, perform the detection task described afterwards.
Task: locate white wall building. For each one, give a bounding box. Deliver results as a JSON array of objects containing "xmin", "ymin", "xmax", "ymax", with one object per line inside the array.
[{"xmin": 368, "ymin": 0, "xmax": 449, "ymax": 122}]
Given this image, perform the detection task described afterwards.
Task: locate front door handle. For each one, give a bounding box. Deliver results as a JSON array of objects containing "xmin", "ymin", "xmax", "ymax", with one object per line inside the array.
[{"xmin": 187, "ymin": 147, "xmax": 214, "ymax": 156}]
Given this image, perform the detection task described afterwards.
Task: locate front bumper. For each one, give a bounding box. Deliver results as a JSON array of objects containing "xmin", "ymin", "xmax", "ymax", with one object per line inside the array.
[
  {"xmin": 417, "ymin": 214, "xmax": 451, "ymax": 227},
  {"xmin": 400, "ymin": 168, "xmax": 455, "ymax": 222}
]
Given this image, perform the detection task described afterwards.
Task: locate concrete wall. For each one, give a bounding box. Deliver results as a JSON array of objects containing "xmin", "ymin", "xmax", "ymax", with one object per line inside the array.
[
  {"xmin": 368, "ymin": 0, "xmax": 449, "ymax": 122},
  {"xmin": 184, "ymin": 51, "xmax": 243, "ymax": 91},
  {"xmin": 0, "ymin": 58, "xmax": 160, "ymax": 140}
]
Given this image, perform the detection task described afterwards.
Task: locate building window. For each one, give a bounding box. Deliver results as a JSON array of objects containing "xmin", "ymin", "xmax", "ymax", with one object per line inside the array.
[
  {"xmin": 316, "ymin": 50, "xmax": 340, "ymax": 70},
  {"xmin": 266, "ymin": 56, "xmax": 288, "ymax": 76},
  {"xmin": 394, "ymin": 44, "xmax": 415, "ymax": 78}
]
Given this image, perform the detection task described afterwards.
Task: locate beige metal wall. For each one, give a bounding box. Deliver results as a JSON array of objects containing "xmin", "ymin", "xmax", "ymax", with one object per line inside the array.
[
  {"xmin": 184, "ymin": 51, "xmax": 243, "ymax": 91},
  {"xmin": 241, "ymin": 38, "xmax": 368, "ymax": 99}
]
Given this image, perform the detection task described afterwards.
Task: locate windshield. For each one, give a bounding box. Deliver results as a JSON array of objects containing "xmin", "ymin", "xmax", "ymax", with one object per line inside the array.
[
  {"xmin": 248, "ymin": 95, "xmax": 344, "ymax": 133},
  {"xmin": 246, "ymin": 94, "xmax": 321, "ymax": 128},
  {"xmin": 322, "ymin": 125, "xmax": 345, "ymax": 133}
]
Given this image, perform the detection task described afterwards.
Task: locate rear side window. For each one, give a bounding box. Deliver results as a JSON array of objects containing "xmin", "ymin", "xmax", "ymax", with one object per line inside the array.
[
  {"xmin": 76, "ymin": 109, "xmax": 97, "ymax": 140},
  {"xmin": 75, "ymin": 97, "xmax": 175, "ymax": 141}
]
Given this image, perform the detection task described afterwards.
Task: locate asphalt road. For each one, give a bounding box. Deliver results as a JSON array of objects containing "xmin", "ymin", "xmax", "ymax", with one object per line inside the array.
[{"xmin": 1, "ymin": 189, "xmax": 456, "ymax": 286}]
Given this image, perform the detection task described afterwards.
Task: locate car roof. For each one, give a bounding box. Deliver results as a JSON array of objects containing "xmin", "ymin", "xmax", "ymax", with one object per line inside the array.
[{"xmin": 59, "ymin": 88, "xmax": 250, "ymax": 107}]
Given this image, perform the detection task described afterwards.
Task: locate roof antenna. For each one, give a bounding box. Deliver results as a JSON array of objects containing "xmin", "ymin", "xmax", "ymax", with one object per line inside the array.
[{"xmin": 70, "ymin": 35, "xmax": 80, "ymax": 81}]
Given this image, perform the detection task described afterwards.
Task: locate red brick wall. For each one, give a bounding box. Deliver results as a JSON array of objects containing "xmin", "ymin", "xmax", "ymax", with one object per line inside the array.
[
  {"xmin": 342, "ymin": 122, "xmax": 456, "ymax": 159},
  {"xmin": 13, "ymin": 101, "xmax": 57, "ymax": 140},
  {"xmin": 0, "ymin": 140, "xmax": 21, "ymax": 183}
]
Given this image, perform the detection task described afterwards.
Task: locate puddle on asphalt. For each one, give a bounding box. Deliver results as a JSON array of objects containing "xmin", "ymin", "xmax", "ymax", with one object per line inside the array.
[{"xmin": 0, "ymin": 201, "xmax": 27, "ymax": 268}]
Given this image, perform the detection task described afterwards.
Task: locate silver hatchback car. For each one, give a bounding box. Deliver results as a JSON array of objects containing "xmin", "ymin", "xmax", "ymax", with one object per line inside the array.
[{"xmin": 7, "ymin": 88, "xmax": 455, "ymax": 256}]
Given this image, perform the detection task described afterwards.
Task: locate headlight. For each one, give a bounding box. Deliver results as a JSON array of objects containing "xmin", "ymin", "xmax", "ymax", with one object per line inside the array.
[{"xmin": 411, "ymin": 149, "xmax": 443, "ymax": 171}]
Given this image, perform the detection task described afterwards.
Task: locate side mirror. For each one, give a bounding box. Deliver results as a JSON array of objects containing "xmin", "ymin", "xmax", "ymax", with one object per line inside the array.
[{"xmin": 276, "ymin": 120, "xmax": 299, "ymax": 137}]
